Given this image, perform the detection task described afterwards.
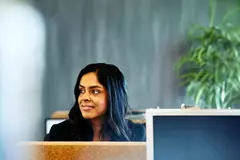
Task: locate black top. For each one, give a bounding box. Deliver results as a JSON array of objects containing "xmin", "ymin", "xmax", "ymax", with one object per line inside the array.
[{"xmin": 44, "ymin": 119, "xmax": 146, "ymax": 141}]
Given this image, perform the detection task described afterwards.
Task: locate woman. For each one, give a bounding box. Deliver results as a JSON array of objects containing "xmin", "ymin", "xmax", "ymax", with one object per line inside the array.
[{"xmin": 44, "ymin": 63, "xmax": 146, "ymax": 141}]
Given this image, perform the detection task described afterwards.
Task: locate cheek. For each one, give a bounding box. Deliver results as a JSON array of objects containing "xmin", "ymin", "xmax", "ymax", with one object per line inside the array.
[
  {"xmin": 77, "ymin": 96, "xmax": 81, "ymax": 104},
  {"xmin": 97, "ymin": 96, "xmax": 108, "ymax": 110},
  {"xmin": 78, "ymin": 95, "xmax": 84, "ymax": 107}
]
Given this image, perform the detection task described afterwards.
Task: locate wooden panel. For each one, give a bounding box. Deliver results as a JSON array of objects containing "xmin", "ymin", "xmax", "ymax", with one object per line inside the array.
[
  {"xmin": 50, "ymin": 111, "xmax": 69, "ymax": 119},
  {"xmin": 20, "ymin": 142, "xmax": 146, "ymax": 160},
  {"xmin": 50, "ymin": 110, "xmax": 146, "ymax": 118}
]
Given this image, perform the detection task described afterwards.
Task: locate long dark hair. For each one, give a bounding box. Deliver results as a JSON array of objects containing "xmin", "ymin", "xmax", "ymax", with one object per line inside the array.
[{"xmin": 69, "ymin": 63, "xmax": 131, "ymax": 141}]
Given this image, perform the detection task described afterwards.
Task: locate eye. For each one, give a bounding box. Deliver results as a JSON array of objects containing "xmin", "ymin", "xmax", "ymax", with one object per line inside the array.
[
  {"xmin": 92, "ymin": 89, "xmax": 100, "ymax": 95},
  {"xmin": 79, "ymin": 89, "xmax": 85, "ymax": 94}
]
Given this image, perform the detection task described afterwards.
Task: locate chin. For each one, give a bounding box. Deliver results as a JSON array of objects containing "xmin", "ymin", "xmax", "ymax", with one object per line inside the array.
[{"xmin": 81, "ymin": 113, "xmax": 96, "ymax": 119}]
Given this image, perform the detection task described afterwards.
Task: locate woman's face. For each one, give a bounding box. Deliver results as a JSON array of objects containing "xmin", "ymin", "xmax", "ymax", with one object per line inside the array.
[{"xmin": 78, "ymin": 72, "xmax": 108, "ymax": 120}]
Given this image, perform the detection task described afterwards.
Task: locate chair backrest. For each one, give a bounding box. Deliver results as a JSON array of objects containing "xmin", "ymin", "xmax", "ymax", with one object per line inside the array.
[{"xmin": 51, "ymin": 110, "xmax": 69, "ymax": 118}]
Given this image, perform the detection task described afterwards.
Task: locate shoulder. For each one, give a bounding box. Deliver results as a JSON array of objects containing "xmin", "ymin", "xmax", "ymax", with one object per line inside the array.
[
  {"xmin": 51, "ymin": 119, "xmax": 73, "ymax": 132},
  {"xmin": 44, "ymin": 119, "xmax": 74, "ymax": 141},
  {"xmin": 127, "ymin": 120, "xmax": 146, "ymax": 141}
]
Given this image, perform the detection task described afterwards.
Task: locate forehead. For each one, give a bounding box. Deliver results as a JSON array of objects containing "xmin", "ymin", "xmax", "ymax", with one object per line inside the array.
[{"xmin": 80, "ymin": 72, "xmax": 102, "ymax": 87}]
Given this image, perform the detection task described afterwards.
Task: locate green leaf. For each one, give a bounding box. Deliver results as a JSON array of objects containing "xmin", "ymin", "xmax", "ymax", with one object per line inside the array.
[{"xmin": 195, "ymin": 86, "xmax": 206, "ymax": 106}]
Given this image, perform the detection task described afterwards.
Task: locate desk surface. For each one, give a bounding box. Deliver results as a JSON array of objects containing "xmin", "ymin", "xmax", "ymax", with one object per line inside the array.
[{"xmin": 20, "ymin": 142, "xmax": 146, "ymax": 160}]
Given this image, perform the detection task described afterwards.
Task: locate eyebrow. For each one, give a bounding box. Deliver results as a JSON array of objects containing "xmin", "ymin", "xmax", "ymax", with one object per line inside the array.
[{"xmin": 79, "ymin": 85, "xmax": 102, "ymax": 89}]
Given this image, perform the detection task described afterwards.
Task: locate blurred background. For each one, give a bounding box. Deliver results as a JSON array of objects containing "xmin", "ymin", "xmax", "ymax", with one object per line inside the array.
[{"xmin": 1, "ymin": 0, "xmax": 240, "ymax": 159}]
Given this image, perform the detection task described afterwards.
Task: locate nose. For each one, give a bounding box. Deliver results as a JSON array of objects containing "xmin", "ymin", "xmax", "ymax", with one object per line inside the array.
[{"xmin": 79, "ymin": 91, "xmax": 91, "ymax": 102}]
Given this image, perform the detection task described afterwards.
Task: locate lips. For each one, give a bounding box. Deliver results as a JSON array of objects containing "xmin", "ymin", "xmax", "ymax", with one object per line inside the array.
[{"xmin": 81, "ymin": 105, "xmax": 94, "ymax": 111}]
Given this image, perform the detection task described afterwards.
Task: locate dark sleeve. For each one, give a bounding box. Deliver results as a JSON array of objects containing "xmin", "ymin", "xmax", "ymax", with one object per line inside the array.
[
  {"xmin": 44, "ymin": 124, "xmax": 61, "ymax": 141},
  {"xmin": 43, "ymin": 120, "xmax": 73, "ymax": 141},
  {"xmin": 44, "ymin": 133, "xmax": 50, "ymax": 141},
  {"xmin": 129, "ymin": 122, "xmax": 146, "ymax": 142}
]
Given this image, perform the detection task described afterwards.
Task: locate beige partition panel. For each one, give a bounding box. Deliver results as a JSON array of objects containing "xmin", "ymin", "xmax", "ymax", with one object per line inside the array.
[
  {"xmin": 20, "ymin": 142, "xmax": 146, "ymax": 160},
  {"xmin": 50, "ymin": 110, "xmax": 69, "ymax": 118},
  {"xmin": 50, "ymin": 110, "xmax": 146, "ymax": 118},
  {"xmin": 50, "ymin": 110, "xmax": 146, "ymax": 124}
]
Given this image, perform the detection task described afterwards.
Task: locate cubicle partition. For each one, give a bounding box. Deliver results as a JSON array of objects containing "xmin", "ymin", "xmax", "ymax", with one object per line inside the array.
[{"xmin": 20, "ymin": 142, "xmax": 146, "ymax": 160}]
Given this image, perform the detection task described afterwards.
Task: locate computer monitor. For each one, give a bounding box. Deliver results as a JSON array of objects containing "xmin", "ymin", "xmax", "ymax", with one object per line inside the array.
[{"xmin": 146, "ymin": 109, "xmax": 240, "ymax": 160}]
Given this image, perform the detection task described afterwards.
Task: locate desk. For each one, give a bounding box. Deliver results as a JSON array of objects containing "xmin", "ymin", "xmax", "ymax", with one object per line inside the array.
[{"xmin": 20, "ymin": 142, "xmax": 146, "ymax": 160}]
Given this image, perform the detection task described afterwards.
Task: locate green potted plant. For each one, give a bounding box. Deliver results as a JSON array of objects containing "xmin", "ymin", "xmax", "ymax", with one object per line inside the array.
[{"xmin": 175, "ymin": 0, "xmax": 240, "ymax": 109}]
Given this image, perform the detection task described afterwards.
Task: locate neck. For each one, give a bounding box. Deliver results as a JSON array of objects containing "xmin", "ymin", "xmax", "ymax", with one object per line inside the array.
[
  {"xmin": 91, "ymin": 118, "xmax": 103, "ymax": 133},
  {"xmin": 91, "ymin": 118, "xmax": 104, "ymax": 141}
]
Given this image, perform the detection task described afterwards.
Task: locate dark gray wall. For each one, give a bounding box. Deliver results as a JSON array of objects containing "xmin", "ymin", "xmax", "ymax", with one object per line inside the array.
[{"xmin": 33, "ymin": 0, "xmax": 239, "ymax": 134}]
